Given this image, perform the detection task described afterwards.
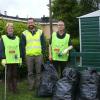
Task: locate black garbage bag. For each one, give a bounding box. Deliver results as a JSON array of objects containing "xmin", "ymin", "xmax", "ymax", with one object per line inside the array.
[
  {"xmin": 62, "ymin": 67, "xmax": 79, "ymax": 81},
  {"xmin": 52, "ymin": 68, "xmax": 79, "ymax": 100},
  {"xmin": 37, "ymin": 62, "xmax": 58, "ymax": 96},
  {"xmin": 78, "ymin": 68, "xmax": 99, "ymax": 100}
]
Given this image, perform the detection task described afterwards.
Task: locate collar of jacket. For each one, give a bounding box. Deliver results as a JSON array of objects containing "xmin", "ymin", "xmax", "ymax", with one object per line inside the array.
[{"xmin": 6, "ymin": 34, "xmax": 16, "ymax": 39}]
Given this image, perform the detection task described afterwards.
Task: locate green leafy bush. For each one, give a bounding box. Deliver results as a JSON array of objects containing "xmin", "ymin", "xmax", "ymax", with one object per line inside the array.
[{"xmin": 71, "ymin": 38, "xmax": 80, "ymax": 52}]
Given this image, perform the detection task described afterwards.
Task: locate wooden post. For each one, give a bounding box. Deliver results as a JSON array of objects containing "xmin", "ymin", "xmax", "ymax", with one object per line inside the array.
[{"xmin": 49, "ymin": 0, "xmax": 52, "ymax": 36}]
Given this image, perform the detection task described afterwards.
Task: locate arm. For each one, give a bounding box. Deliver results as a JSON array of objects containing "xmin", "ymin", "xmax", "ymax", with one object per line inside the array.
[
  {"xmin": 58, "ymin": 38, "xmax": 73, "ymax": 56},
  {"xmin": 62, "ymin": 38, "xmax": 73, "ymax": 54},
  {"xmin": 0, "ymin": 38, "xmax": 6, "ymax": 66},
  {"xmin": 0, "ymin": 38, "xmax": 6, "ymax": 59},
  {"xmin": 49, "ymin": 37, "xmax": 52, "ymax": 61},
  {"xmin": 40, "ymin": 33, "xmax": 46, "ymax": 54},
  {"xmin": 49, "ymin": 44, "xmax": 52, "ymax": 61},
  {"xmin": 62, "ymin": 45, "xmax": 73, "ymax": 54},
  {"xmin": 0, "ymin": 39, "xmax": 2, "ymax": 59},
  {"xmin": 20, "ymin": 34, "xmax": 26, "ymax": 58}
]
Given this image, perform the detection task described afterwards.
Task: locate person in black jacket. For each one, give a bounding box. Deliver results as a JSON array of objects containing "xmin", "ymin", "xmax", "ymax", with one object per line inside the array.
[
  {"xmin": 49, "ymin": 20, "xmax": 73, "ymax": 78},
  {"xmin": 0, "ymin": 22, "xmax": 22, "ymax": 93},
  {"xmin": 20, "ymin": 18, "xmax": 46, "ymax": 90}
]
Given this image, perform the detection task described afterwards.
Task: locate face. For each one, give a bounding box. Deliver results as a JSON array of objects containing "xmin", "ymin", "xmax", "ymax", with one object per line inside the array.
[
  {"xmin": 7, "ymin": 25, "xmax": 14, "ymax": 35},
  {"xmin": 27, "ymin": 19, "xmax": 35, "ymax": 30},
  {"xmin": 57, "ymin": 21, "xmax": 65, "ymax": 32}
]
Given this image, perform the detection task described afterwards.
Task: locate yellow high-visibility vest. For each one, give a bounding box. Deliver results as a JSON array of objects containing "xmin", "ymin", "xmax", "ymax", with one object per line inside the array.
[
  {"xmin": 2, "ymin": 35, "xmax": 21, "ymax": 64},
  {"xmin": 23, "ymin": 29, "xmax": 42, "ymax": 56},
  {"xmin": 51, "ymin": 32, "xmax": 70, "ymax": 61}
]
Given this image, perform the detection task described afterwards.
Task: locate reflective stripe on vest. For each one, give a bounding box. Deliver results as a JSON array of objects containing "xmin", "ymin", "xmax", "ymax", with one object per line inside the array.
[
  {"xmin": 2, "ymin": 35, "xmax": 20, "ymax": 64},
  {"xmin": 51, "ymin": 32, "xmax": 70, "ymax": 61},
  {"xmin": 23, "ymin": 29, "xmax": 42, "ymax": 56}
]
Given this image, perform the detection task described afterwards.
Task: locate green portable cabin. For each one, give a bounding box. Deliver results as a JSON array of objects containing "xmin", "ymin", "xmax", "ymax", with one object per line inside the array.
[{"xmin": 77, "ymin": 10, "xmax": 100, "ymax": 69}]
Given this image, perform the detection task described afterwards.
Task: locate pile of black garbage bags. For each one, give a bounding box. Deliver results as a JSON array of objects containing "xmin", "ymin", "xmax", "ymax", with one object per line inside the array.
[
  {"xmin": 37, "ymin": 62, "xmax": 100, "ymax": 100},
  {"xmin": 37, "ymin": 62, "xmax": 58, "ymax": 96}
]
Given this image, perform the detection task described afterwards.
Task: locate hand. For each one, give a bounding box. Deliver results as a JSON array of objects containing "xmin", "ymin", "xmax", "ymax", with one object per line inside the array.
[
  {"xmin": 49, "ymin": 55, "xmax": 52, "ymax": 61},
  {"xmin": 1, "ymin": 59, "xmax": 6, "ymax": 67},
  {"xmin": 58, "ymin": 52, "xmax": 63, "ymax": 57}
]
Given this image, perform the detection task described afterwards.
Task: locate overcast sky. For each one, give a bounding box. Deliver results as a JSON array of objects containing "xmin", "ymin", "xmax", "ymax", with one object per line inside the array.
[{"xmin": 0, "ymin": 0, "xmax": 49, "ymax": 18}]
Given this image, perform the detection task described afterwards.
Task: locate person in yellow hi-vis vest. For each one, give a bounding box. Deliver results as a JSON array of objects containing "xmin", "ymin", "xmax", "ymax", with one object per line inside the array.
[
  {"xmin": 21, "ymin": 18, "xmax": 46, "ymax": 90},
  {"xmin": 49, "ymin": 20, "xmax": 73, "ymax": 78},
  {"xmin": 0, "ymin": 22, "xmax": 22, "ymax": 93}
]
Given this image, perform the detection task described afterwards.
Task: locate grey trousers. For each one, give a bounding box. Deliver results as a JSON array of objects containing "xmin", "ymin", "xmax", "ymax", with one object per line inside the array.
[{"xmin": 26, "ymin": 55, "xmax": 43, "ymax": 89}]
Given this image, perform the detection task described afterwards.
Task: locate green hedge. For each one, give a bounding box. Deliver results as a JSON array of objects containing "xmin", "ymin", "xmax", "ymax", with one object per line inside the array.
[
  {"xmin": 72, "ymin": 38, "xmax": 80, "ymax": 52},
  {"xmin": 0, "ymin": 19, "xmax": 27, "ymax": 37}
]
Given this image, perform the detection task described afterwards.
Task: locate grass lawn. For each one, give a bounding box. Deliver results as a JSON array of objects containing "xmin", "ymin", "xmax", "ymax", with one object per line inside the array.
[{"xmin": 0, "ymin": 80, "xmax": 51, "ymax": 100}]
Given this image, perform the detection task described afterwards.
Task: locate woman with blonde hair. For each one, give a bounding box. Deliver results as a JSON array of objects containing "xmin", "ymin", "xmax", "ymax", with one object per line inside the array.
[{"xmin": 0, "ymin": 22, "xmax": 22, "ymax": 93}]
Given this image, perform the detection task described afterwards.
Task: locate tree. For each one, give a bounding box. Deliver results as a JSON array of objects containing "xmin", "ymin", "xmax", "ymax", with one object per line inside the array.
[
  {"xmin": 52, "ymin": 0, "xmax": 80, "ymax": 37},
  {"xmin": 52, "ymin": 0, "xmax": 100, "ymax": 37},
  {"xmin": 0, "ymin": 19, "xmax": 6, "ymax": 37},
  {"xmin": 79, "ymin": 0, "xmax": 99, "ymax": 15}
]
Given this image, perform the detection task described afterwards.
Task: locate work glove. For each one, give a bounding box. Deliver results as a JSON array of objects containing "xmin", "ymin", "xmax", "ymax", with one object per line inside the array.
[
  {"xmin": 62, "ymin": 48, "xmax": 69, "ymax": 55},
  {"xmin": 1, "ymin": 59, "xmax": 6, "ymax": 67},
  {"xmin": 58, "ymin": 48, "xmax": 69, "ymax": 57}
]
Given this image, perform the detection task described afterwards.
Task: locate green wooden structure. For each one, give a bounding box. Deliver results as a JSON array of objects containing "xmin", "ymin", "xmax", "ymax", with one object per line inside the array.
[{"xmin": 71, "ymin": 10, "xmax": 100, "ymax": 70}]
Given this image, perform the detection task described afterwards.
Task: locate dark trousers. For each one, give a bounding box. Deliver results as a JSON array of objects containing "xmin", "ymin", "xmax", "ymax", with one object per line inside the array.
[
  {"xmin": 53, "ymin": 61, "xmax": 67, "ymax": 78},
  {"xmin": 7, "ymin": 64, "xmax": 17, "ymax": 93},
  {"xmin": 26, "ymin": 55, "xmax": 43, "ymax": 89}
]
